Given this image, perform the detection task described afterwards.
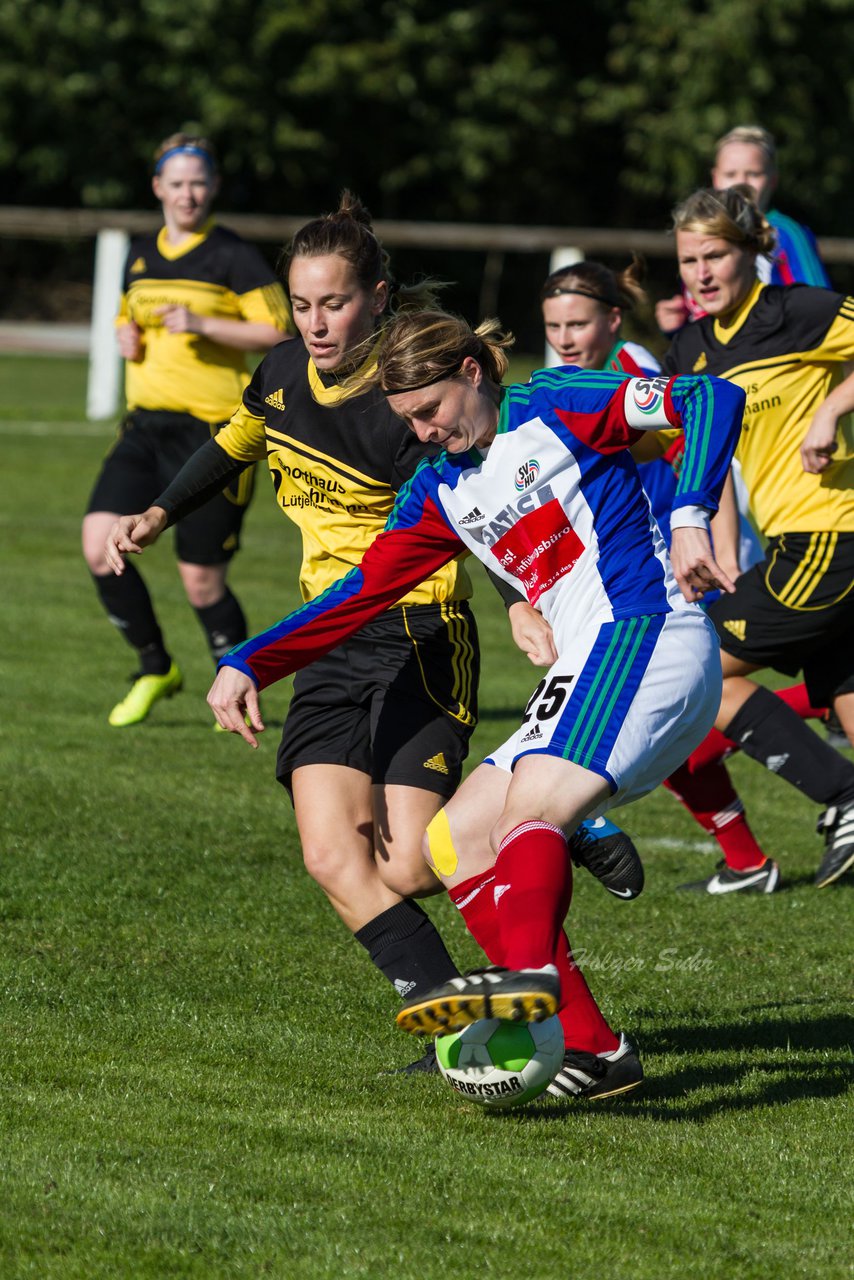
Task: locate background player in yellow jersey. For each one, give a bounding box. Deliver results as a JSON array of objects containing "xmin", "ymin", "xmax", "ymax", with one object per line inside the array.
[
  {"xmin": 664, "ymin": 185, "xmax": 854, "ymax": 889},
  {"xmin": 656, "ymin": 124, "xmax": 831, "ymax": 336},
  {"xmin": 82, "ymin": 132, "xmax": 292, "ymax": 726}
]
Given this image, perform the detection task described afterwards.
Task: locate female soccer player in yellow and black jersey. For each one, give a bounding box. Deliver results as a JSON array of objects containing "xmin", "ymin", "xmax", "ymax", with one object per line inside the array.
[
  {"xmin": 104, "ymin": 195, "xmax": 638, "ymax": 1072},
  {"xmin": 104, "ymin": 196, "xmax": 479, "ymax": 1069},
  {"xmin": 663, "ymin": 185, "xmax": 854, "ymax": 890},
  {"xmin": 82, "ymin": 132, "xmax": 292, "ymax": 727}
]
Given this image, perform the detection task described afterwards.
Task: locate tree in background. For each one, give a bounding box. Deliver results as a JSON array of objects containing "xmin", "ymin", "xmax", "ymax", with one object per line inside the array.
[
  {"xmin": 579, "ymin": 0, "xmax": 853, "ymax": 229},
  {"xmin": 0, "ymin": 0, "xmax": 851, "ymax": 327},
  {"xmin": 3, "ymin": 0, "xmax": 848, "ymax": 233}
]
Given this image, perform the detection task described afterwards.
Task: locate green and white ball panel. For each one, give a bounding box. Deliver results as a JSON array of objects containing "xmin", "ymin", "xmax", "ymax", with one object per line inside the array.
[{"xmin": 435, "ymin": 1015, "xmax": 564, "ymax": 1108}]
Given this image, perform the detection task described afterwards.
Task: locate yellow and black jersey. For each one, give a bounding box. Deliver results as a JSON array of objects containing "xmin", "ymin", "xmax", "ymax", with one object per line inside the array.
[
  {"xmin": 664, "ymin": 282, "xmax": 854, "ymax": 536},
  {"xmin": 118, "ymin": 220, "xmax": 292, "ymax": 422},
  {"xmin": 214, "ymin": 336, "xmax": 473, "ymax": 607}
]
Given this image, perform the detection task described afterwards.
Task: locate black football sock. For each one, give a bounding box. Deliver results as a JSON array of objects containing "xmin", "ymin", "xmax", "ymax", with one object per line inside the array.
[
  {"xmin": 725, "ymin": 686, "xmax": 854, "ymax": 808},
  {"xmin": 193, "ymin": 588, "xmax": 248, "ymax": 663},
  {"xmin": 92, "ymin": 569, "xmax": 171, "ymax": 674},
  {"xmin": 354, "ymin": 900, "xmax": 460, "ymax": 1000}
]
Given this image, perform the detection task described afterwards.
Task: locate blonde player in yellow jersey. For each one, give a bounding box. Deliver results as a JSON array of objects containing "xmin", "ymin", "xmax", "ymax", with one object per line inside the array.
[
  {"xmin": 664, "ymin": 184, "xmax": 854, "ymax": 889},
  {"xmin": 82, "ymin": 132, "xmax": 292, "ymax": 727}
]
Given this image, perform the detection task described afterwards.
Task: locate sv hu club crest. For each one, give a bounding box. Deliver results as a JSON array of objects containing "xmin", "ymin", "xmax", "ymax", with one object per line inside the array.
[{"xmin": 514, "ymin": 458, "xmax": 540, "ymax": 491}]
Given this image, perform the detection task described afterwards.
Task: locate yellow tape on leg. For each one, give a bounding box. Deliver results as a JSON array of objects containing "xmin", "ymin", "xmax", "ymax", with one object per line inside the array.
[{"xmin": 425, "ymin": 808, "xmax": 459, "ymax": 879}]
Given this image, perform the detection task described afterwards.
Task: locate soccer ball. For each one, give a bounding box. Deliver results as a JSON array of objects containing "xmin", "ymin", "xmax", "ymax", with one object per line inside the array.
[{"xmin": 435, "ymin": 1015, "xmax": 564, "ymax": 1109}]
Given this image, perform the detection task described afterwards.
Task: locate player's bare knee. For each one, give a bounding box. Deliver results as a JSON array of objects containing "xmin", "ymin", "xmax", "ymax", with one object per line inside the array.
[
  {"xmin": 178, "ymin": 562, "xmax": 227, "ymax": 608},
  {"xmin": 376, "ymin": 856, "xmax": 437, "ymax": 898},
  {"xmin": 301, "ymin": 841, "xmax": 348, "ymax": 892}
]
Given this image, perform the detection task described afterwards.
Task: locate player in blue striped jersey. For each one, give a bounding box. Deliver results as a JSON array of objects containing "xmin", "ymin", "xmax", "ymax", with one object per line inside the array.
[{"xmin": 206, "ymin": 310, "xmax": 744, "ymax": 1099}]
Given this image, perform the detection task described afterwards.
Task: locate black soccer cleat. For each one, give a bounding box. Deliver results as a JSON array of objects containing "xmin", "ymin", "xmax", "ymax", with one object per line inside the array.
[
  {"xmin": 821, "ymin": 708, "xmax": 850, "ymax": 752},
  {"xmin": 815, "ymin": 802, "xmax": 854, "ymax": 887},
  {"xmin": 568, "ymin": 817, "xmax": 645, "ymax": 900},
  {"xmin": 395, "ymin": 965, "xmax": 560, "ymax": 1037},
  {"xmin": 677, "ymin": 857, "xmax": 780, "ymax": 895},
  {"xmin": 546, "ymin": 1033, "xmax": 643, "ymax": 1101},
  {"xmin": 388, "ymin": 1042, "xmax": 439, "ymax": 1075}
]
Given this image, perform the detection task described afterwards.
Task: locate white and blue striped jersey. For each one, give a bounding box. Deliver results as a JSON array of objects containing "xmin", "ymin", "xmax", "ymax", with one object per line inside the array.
[{"xmin": 222, "ymin": 368, "xmax": 745, "ymax": 690}]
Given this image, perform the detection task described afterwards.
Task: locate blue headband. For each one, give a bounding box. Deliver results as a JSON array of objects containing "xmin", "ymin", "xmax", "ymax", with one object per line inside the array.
[{"xmin": 155, "ymin": 145, "xmax": 215, "ymax": 175}]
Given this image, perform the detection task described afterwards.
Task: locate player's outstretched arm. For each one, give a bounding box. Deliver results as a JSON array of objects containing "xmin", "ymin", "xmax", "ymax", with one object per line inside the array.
[
  {"xmin": 104, "ymin": 507, "xmax": 168, "ymax": 574},
  {"xmin": 669, "ymin": 525, "xmax": 736, "ymax": 602},
  {"xmin": 508, "ymin": 601, "xmax": 557, "ymax": 667},
  {"xmin": 207, "ymin": 665, "xmax": 264, "ymax": 747},
  {"xmin": 801, "ymin": 367, "xmax": 854, "ymax": 474}
]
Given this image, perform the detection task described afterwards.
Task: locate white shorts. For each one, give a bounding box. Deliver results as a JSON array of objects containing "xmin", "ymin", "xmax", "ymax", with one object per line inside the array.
[{"xmin": 486, "ymin": 609, "xmax": 721, "ymax": 808}]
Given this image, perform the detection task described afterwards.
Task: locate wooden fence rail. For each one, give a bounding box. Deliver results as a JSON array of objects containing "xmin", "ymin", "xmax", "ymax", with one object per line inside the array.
[{"xmin": 2, "ymin": 206, "xmax": 853, "ymax": 261}]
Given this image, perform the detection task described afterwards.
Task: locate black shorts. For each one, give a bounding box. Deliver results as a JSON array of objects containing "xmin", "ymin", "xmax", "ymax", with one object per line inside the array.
[
  {"xmin": 86, "ymin": 409, "xmax": 255, "ymax": 565},
  {"xmin": 709, "ymin": 531, "xmax": 854, "ymax": 706},
  {"xmin": 276, "ymin": 602, "xmax": 480, "ymax": 800}
]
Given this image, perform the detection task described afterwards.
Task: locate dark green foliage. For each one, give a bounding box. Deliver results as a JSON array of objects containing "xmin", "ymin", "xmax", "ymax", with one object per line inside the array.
[{"xmin": 1, "ymin": 1, "xmax": 850, "ymax": 234}]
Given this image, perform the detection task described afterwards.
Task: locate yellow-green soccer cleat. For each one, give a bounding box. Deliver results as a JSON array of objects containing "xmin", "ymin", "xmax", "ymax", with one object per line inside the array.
[{"xmin": 108, "ymin": 663, "xmax": 183, "ymax": 727}]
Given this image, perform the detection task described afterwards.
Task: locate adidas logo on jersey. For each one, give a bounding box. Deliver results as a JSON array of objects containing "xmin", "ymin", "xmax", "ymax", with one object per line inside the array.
[
  {"xmin": 693, "ymin": 352, "xmax": 708, "ymax": 372},
  {"xmin": 458, "ymin": 507, "xmax": 485, "ymax": 527},
  {"xmin": 265, "ymin": 388, "xmax": 285, "ymax": 410},
  {"xmin": 130, "ymin": 256, "xmax": 146, "ymax": 274},
  {"xmin": 423, "ymin": 752, "xmax": 449, "ymax": 774},
  {"xmin": 394, "ymin": 978, "xmax": 416, "ymax": 997},
  {"xmin": 723, "ymin": 619, "xmax": 746, "ymax": 641},
  {"xmin": 521, "ymin": 724, "xmax": 543, "ymax": 743}
]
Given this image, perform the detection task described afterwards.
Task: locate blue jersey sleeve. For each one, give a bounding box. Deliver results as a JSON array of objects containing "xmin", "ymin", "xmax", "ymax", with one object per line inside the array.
[
  {"xmin": 768, "ymin": 211, "xmax": 832, "ymax": 288},
  {"xmin": 665, "ymin": 375, "xmax": 745, "ymax": 515}
]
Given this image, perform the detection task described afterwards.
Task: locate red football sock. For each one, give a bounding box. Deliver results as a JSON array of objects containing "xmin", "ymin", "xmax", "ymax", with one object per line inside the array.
[
  {"xmin": 494, "ymin": 821, "xmax": 618, "ymax": 1054},
  {"xmin": 448, "ymin": 869, "xmax": 503, "ymax": 964},
  {"xmin": 664, "ymin": 760, "xmax": 767, "ymax": 871},
  {"xmin": 493, "ymin": 821, "xmax": 572, "ymax": 969},
  {"xmin": 555, "ymin": 933, "xmax": 619, "ymax": 1054},
  {"xmin": 776, "ymin": 682, "xmax": 825, "ymax": 721},
  {"xmin": 680, "ymin": 725, "xmax": 736, "ymax": 772}
]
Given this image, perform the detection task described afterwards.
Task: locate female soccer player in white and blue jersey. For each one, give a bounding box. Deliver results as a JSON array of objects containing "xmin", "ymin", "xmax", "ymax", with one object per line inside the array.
[{"xmin": 206, "ymin": 311, "xmax": 744, "ymax": 1100}]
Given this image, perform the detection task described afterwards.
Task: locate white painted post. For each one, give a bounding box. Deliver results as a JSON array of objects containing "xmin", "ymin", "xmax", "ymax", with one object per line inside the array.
[
  {"xmin": 544, "ymin": 245, "xmax": 584, "ymax": 367},
  {"xmin": 86, "ymin": 228, "xmax": 129, "ymax": 420}
]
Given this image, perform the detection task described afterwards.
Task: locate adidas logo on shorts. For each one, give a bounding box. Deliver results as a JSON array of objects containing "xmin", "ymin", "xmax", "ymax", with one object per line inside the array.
[
  {"xmin": 265, "ymin": 388, "xmax": 286, "ymax": 411},
  {"xmin": 423, "ymin": 752, "xmax": 449, "ymax": 774},
  {"xmin": 723, "ymin": 619, "xmax": 747, "ymax": 641},
  {"xmin": 521, "ymin": 724, "xmax": 543, "ymax": 743}
]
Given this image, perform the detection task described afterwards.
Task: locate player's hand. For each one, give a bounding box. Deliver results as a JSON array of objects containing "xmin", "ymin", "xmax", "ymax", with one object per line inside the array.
[
  {"xmin": 207, "ymin": 665, "xmax": 265, "ymax": 747},
  {"xmin": 155, "ymin": 304, "xmax": 203, "ymax": 335},
  {"xmin": 508, "ymin": 601, "xmax": 557, "ymax": 667},
  {"xmin": 655, "ymin": 295, "xmax": 689, "ymax": 336},
  {"xmin": 116, "ymin": 321, "xmax": 143, "ymax": 360},
  {"xmin": 669, "ymin": 525, "xmax": 737, "ymax": 602},
  {"xmin": 800, "ymin": 406, "xmax": 839, "ymax": 474},
  {"xmin": 104, "ymin": 507, "xmax": 168, "ymax": 574}
]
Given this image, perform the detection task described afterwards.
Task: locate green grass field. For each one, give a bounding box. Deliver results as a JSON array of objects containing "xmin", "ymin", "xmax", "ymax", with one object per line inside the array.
[{"xmin": 1, "ymin": 355, "xmax": 852, "ymax": 1280}]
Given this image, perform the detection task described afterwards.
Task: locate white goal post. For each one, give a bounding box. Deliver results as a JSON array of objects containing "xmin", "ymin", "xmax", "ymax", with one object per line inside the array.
[{"xmin": 86, "ymin": 229, "xmax": 128, "ymax": 421}]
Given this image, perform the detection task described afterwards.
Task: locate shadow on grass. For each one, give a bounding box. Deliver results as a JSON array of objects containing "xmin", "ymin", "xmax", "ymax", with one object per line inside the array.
[
  {"xmin": 643, "ymin": 1008, "xmax": 854, "ymax": 1056},
  {"xmin": 475, "ymin": 1007, "xmax": 854, "ymax": 1124},
  {"xmin": 777, "ymin": 871, "xmax": 854, "ymax": 891}
]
